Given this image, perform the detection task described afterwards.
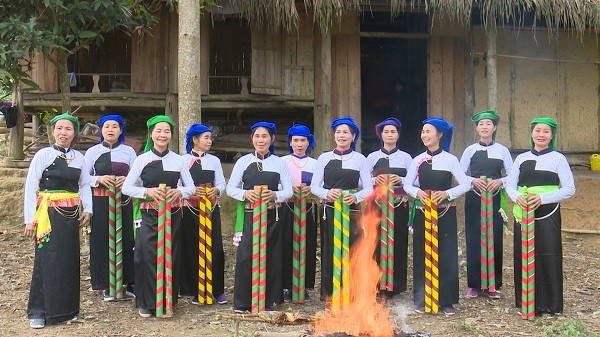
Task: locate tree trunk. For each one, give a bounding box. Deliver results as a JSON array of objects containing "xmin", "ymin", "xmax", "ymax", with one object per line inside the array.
[
  {"xmin": 57, "ymin": 50, "xmax": 72, "ymax": 113},
  {"xmin": 315, "ymin": 29, "xmax": 332, "ymax": 155},
  {"xmin": 177, "ymin": 1, "xmax": 201, "ymax": 154},
  {"xmin": 486, "ymin": 19, "xmax": 497, "ymax": 111},
  {"xmin": 8, "ymin": 86, "xmax": 24, "ymax": 160}
]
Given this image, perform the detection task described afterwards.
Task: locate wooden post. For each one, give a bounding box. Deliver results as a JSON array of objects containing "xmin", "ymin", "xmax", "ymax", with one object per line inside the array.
[
  {"xmin": 177, "ymin": 0, "xmax": 201, "ymax": 154},
  {"xmin": 8, "ymin": 87, "xmax": 24, "ymax": 160},
  {"xmin": 486, "ymin": 19, "xmax": 497, "ymax": 111},
  {"xmin": 315, "ymin": 28, "xmax": 332, "ymax": 155}
]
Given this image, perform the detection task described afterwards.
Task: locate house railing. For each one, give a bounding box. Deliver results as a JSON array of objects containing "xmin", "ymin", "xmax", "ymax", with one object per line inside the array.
[{"xmin": 73, "ymin": 73, "xmax": 131, "ymax": 93}]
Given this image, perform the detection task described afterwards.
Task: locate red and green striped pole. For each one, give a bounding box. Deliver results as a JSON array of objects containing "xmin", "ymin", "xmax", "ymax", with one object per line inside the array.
[
  {"xmin": 521, "ymin": 194, "xmax": 535, "ymax": 320},
  {"xmin": 198, "ymin": 183, "xmax": 214, "ymax": 304},
  {"xmin": 258, "ymin": 185, "xmax": 268, "ymax": 312},
  {"xmin": 379, "ymin": 175, "xmax": 395, "ymax": 291},
  {"xmin": 480, "ymin": 177, "xmax": 496, "ymax": 292},
  {"xmin": 156, "ymin": 184, "xmax": 173, "ymax": 318},
  {"xmin": 156, "ymin": 184, "xmax": 167, "ymax": 317},
  {"xmin": 424, "ymin": 191, "xmax": 439, "ymax": 313},
  {"xmin": 108, "ymin": 179, "xmax": 117, "ymax": 299},
  {"xmin": 251, "ymin": 185, "xmax": 268, "ymax": 313},
  {"xmin": 108, "ymin": 177, "xmax": 124, "ymax": 299},
  {"xmin": 292, "ymin": 184, "xmax": 307, "ymax": 303}
]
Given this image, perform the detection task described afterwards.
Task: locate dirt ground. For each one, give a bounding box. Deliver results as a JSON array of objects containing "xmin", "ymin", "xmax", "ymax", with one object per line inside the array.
[{"xmin": 0, "ymin": 166, "xmax": 599, "ymax": 337}]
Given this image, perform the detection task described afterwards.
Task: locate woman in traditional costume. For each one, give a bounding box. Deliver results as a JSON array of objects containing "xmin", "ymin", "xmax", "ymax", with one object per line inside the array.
[
  {"xmin": 459, "ymin": 110, "xmax": 513, "ymax": 299},
  {"xmin": 280, "ymin": 124, "xmax": 318, "ymax": 302},
  {"xmin": 24, "ymin": 112, "xmax": 93, "ymax": 329},
  {"xmin": 310, "ymin": 116, "xmax": 373, "ymax": 301},
  {"xmin": 85, "ymin": 114, "xmax": 137, "ymax": 300},
  {"xmin": 506, "ymin": 117, "xmax": 575, "ymax": 317},
  {"xmin": 366, "ymin": 117, "xmax": 412, "ymax": 296},
  {"xmin": 226, "ymin": 121, "xmax": 293, "ymax": 312},
  {"xmin": 404, "ymin": 117, "xmax": 471, "ymax": 316},
  {"xmin": 122, "ymin": 115, "xmax": 195, "ymax": 317},
  {"xmin": 179, "ymin": 123, "xmax": 228, "ymax": 305}
]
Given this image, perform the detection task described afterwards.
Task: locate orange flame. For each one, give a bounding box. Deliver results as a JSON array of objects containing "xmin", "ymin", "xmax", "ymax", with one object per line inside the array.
[{"xmin": 313, "ymin": 186, "xmax": 394, "ymax": 337}]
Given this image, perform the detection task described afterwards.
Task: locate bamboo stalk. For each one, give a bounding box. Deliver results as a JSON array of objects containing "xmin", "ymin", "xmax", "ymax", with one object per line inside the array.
[{"xmin": 156, "ymin": 184, "xmax": 167, "ymax": 317}]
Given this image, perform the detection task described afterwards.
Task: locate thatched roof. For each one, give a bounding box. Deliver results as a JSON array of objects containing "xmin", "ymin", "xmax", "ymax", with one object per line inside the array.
[{"xmin": 222, "ymin": 0, "xmax": 600, "ymax": 34}]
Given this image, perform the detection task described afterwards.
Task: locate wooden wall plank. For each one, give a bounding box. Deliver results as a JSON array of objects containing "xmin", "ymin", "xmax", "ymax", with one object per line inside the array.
[
  {"xmin": 428, "ymin": 37, "xmax": 443, "ymax": 117},
  {"xmin": 28, "ymin": 51, "xmax": 58, "ymax": 93},
  {"xmin": 131, "ymin": 7, "xmax": 169, "ymax": 93},
  {"xmin": 251, "ymin": 25, "xmax": 282, "ymax": 95},
  {"xmin": 441, "ymin": 39, "xmax": 455, "ymax": 122},
  {"xmin": 453, "ymin": 38, "xmax": 466, "ymax": 152}
]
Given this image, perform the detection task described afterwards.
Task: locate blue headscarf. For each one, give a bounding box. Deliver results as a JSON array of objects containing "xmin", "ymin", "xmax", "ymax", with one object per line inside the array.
[
  {"xmin": 375, "ymin": 117, "xmax": 402, "ymax": 143},
  {"xmin": 185, "ymin": 123, "xmax": 212, "ymax": 154},
  {"xmin": 98, "ymin": 114, "xmax": 125, "ymax": 144},
  {"xmin": 423, "ymin": 117, "xmax": 454, "ymax": 153},
  {"xmin": 330, "ymin": 116, "xmax": 360, "ymax": 151},
  {"xmin": 250, "ymin": 121, "xmax": 277, "ymax": 155},
  {"xmin": 287, "ymin": 124, "xmax": 316, "ymax": 154}
]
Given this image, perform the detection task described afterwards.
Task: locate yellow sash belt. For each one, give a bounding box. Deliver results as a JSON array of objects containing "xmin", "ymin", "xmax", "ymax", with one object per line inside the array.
[{"xmin": 34, "ymin": 192, "xmax": 80, "ymax": 247}]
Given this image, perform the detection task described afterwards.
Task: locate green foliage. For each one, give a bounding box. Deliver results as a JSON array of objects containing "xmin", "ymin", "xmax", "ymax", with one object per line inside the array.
[
  {"xmin": 0, "ymin": 0, "xmax": 161, "ymax": 93},
  {"xmin": 540, "ymin": 319, "xmax": 598, "ymax": 337}
]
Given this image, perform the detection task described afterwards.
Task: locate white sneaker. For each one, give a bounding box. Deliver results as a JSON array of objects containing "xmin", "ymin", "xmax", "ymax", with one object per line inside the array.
[{"xmin": 29, "ymin": 318, "xmax": 45, "ymax": 329}]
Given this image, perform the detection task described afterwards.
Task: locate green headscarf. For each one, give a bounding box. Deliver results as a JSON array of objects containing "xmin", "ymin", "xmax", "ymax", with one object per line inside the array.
[
  {"xmin": 50, "ymin": 112, "xmax": 80, "ymax": 134},
  {"xmin": 472, "ymin": 109, "xmax": 500, "ymax": 139},
  {"xmin": 530, "ymin": 117, "xmax": 558, "ymax": 151},
  {"xmin": 143, "ymin": 115, "xmax": 176, "ymax": 152}
]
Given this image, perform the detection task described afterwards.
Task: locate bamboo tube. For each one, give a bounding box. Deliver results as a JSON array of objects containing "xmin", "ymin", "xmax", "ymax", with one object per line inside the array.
[
  {"xmin": 156, "ymin": 184, "xmax": 167, "ymax": 317},
  {"xmin": 521, "ymin": 195, "xmax": 535, "ymax": 320}
]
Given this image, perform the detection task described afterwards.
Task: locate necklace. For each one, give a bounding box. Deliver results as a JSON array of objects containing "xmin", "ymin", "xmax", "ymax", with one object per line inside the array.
[{"xmin": 291, "ymin": 154, "xmax": 308, "ymax": 168}]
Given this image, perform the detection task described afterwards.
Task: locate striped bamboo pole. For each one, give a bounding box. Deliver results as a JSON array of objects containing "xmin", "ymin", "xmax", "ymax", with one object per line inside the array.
[
  {"xmin": 521, "ymin": 195, "xmax": 535, "ymax": 320},
  {"xmin": 485, "ymin": 178, "xmax": 496, "ymax": 292},
  {"xmin": 379, "ymin": 177, "xmax": 389, "ymax": 291},
  {"xmin": 198, "ymin": 184, "xmax": 207, "ymax": 304},
  {"xmin": 341, "ymin": 191, "xmax": 351, "ymax": 309},
  {"xmin": 164, "ymin": 194, "xmax": 174, "ymax": 317},
  {"xmin": 479, "ymin": 176, "xmax": 491, "ymax": 290},
  {"xmin": 331, "ymin": 195, "xmax": 343, "ymax": 312},
  {"xmin": 385, "ymin": 176, "xmax": 395, "ymax": 291},
  {"xmin": 203, "ymin": 183, "xmax": 214, "ymax": 304},
  {"xmin": 424, "ymin": 191, "xmax": 439, "ymax": 313},
  {"xmin": 292, "ymin": 184, "xmax": 307, "ymax": 303},
  {"xmin": 251, "ymin": 186, "xmax": 262, "ymax": 313},
  {"xmin": 156, "ymin": 184, "xmax": 167, "ymax": 317},
  {"xmin": 258, "ymin": 185, "xmax": 268, "ymax": 312},
  {"xmin": 430, "ymin": 195, "xmax": 439, "ymax": 313},
  {"xmin": 114, "ymin": 180, "xmax": 124, "ymax": 299},
  {"xmin": 108, "ymin": 180, "xmax": 117, "ymax": 298},
  {"xmin": 299, "ymin": 184, "xmax": 307, "ymax": 302}
]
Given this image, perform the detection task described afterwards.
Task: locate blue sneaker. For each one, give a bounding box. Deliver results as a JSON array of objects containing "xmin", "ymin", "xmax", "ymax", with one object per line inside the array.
[
  {"xmin": 283, "ymin": 289, "xmax": 292, "ymax": 302},
  {"xmin": 215, "ymin": 293, "xmax": 228, "ymax": 304}
]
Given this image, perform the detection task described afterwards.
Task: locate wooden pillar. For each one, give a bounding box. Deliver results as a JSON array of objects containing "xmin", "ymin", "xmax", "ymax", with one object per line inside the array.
[
  {"xmin": 8, "ymin": 87, "xmax": 24, "ymax": 160},
  {"xmin": 315, "ymin": 29, "xmax": 332, "ymax": 155},
  {"xmin": 166, "ymin": 93, "xmax": 179, "ymax": 151},
  {"xmin": 177, "ymin": 0, "xmax": 201, "ymax": 153},
  {"xmin": 486, "ymin": 20, "xmax": 497, "ymax": 111}
]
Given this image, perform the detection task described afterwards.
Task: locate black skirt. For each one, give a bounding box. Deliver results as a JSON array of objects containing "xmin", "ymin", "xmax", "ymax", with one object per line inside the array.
[
  {"xmin": 464, "ymin": 190, "xmax": 504, "ymax": 289},
  {"xmin": 28, "ymin": 207, "xmax": 80, "ymax": 323},
  {"xmin": 376, "ymin": 200, "xmax": 410, "ymax": 295},
  {"xmin": 280, "ymin": 202, "xmax": 318, "ymax": 290},
  {"xmin": 89, "ymin": 195, "xmax": 135, "ymax": 290},
  {"xmin": 513, "ymin": 204, "xmax": 563, "ymax": 315},
  {"xmin": 319, "ymin": 204, "xmax": 361, "ymax": 299},
  {"xmin": 179, "ymin": 205, "xmax": 225, "ymax": 297},
  {"xmin": 412, "ymin": 206, "xmax": 459, "ymax": 307},
  {"xmin": 134, "ymin": 208, "xmax": 182, "ymax": 310},
  {"xmin": 233, "ymin": 208, "xmax": 283, "ymax": 310}
]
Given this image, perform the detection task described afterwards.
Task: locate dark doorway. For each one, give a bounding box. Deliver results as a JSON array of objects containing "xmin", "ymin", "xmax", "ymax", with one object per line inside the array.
[{"xmin": 360, "ymin": 12, "xmax": 428, "ymax": 156}]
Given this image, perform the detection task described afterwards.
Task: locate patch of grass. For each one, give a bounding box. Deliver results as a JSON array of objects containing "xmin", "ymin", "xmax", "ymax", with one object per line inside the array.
[
  {"xmin": 456, "ymin": 321, "xmax": 472, "ymax": 331},
  {"xmin": 218, "ymin": 195, "xmax": 237, "ymax": 237},
  {"xmin": 540, "ymin": 319, "xmax": 598, "ymax": 337}
]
